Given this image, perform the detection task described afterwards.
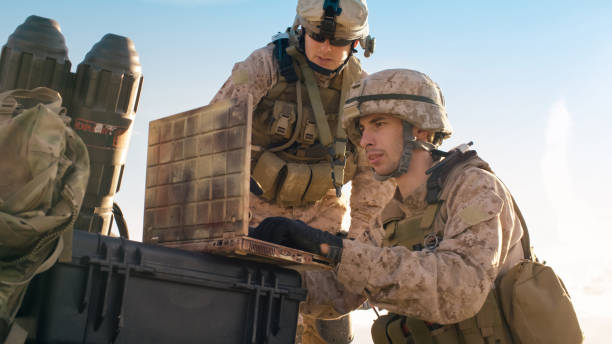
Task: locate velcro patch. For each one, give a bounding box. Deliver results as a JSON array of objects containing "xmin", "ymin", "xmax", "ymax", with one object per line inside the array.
[
  {"xmin": 458, "ymin": 204, "xmax": 491, "ymax": 226},
  {"xmin": 231, "ymin": 68, "xmax": 249, "ymax": 85}
]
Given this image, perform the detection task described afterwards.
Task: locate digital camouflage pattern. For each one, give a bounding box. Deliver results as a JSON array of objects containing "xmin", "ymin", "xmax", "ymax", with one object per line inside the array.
[
  {"xmin": 212, "ymin": 44, "xmax": 394, "ymax": 243},
  {"xmin": 343, "ymin": 69, "xmax": 452, "ymax": 145},
  {"xmin": 212, "ymin": 43, "xmax": 394, "ymax": 344},
  {"xmin": 301, "ymin": 160, "xmax": 525, "ymax": 324},
  {"xmin": 0, "ymin": 88, "xmax": 89, "ymax": 337}
]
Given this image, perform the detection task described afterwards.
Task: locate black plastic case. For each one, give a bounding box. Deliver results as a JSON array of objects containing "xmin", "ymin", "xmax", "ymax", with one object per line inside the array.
[{"xmin": 18, "ymin": 230, "xmax": 306, "ymax": 344}]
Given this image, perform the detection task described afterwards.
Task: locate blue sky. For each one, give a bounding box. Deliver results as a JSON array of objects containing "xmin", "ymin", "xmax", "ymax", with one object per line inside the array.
[{"xmin": 2, "ymin": 1, "xmax": 611, "ymax": 342}]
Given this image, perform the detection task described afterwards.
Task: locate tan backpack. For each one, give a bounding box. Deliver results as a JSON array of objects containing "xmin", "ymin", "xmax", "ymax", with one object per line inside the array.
[
  {"xmin": 0, "ymin": 88, "xmax": 89, "ymax": 342},
  {"xmin": 496, "ymin": 200, "xmax": 583, "ymax": 344}
]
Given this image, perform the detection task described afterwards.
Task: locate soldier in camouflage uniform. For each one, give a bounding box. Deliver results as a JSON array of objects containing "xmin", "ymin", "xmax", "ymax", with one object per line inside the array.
[
  {"xmin": 212, "ymin": 1, "xmax": 394, "ymax": 343},
  {"xmin": 252, "ymin": 69, "xmax": 526, "ymax": 343}
]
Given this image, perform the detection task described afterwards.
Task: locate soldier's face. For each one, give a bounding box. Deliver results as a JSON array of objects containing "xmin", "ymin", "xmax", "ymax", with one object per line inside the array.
[
  {"xmin": 304, "ymin": 32, "xmax": 353, "ymax": 70},
  {"xmin": 358, "ymin": 114, "xmax": 404, "ymax": 175}
]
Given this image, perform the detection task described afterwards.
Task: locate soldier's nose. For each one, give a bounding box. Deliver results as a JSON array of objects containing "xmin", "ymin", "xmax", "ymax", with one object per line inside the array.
[
  {"xmin": 321, "ymin": 40, "xmax": 332, "ymax": 51},
  {"xmin": 360, "ymin": 131, "xmax": 373, "ymax": 148}
]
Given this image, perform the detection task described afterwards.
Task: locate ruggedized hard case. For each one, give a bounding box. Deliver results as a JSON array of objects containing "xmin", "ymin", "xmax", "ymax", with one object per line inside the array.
[
  {"xmin": 142, "ymin": 96, "xmax": 332, "ymax": 269},
  {"xmin": 18, "ymin": 230, "xmax": 306, "ymax": 344}
]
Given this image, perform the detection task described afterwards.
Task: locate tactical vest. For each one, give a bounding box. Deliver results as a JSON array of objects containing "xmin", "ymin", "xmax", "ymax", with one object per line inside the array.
[
  {"xmin": 372, "ymin": 151, "xmax": 513, "ymax": 344},
  {"xmin": 250, "ymin": 34, "xmax": 362, "ymax": 207}
]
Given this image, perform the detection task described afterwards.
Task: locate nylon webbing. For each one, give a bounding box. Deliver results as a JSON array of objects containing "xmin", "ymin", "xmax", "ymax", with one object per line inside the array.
[
  {"xmin": 496, "ymin": 177, "xmax": 534, "ymax": 261},
  {"xmin": 426, "ymin": 148, "xmax": 534, "ymax": 261},
  {"xmin": 287, "ymin": 47, "xmax": 334, "ymax": 147},
  {"xmin": 346, "ymin": 93, "xmax": 439, "ymax": 106},
  {"xmin": 426, "ymin": 150, "xmax": 477, "ymax": 204},
  {"xmin": 511, "ymin": 195, "xmax": 533, "ymax": 261},
  {"xmin": 329, "ymin": 58, "xmax": 356, "ymax": 191},
  {"xmin": 273, "ymin": 36, "xmax": 298, "ymax": 83},
  {"xmin": 335, "ymin": 58, "xmax": 351, "ymax": 149}
]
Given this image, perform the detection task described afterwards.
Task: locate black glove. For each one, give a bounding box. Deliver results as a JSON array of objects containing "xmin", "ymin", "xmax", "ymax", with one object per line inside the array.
[{"xmin": 250, "ymin": 217, "xmax": 343, "ymax": 264}]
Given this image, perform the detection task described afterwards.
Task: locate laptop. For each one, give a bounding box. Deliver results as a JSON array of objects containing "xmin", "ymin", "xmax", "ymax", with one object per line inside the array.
[{"xmin": 143, "ymin": 95, "xmax": 332, "ymax": 270}]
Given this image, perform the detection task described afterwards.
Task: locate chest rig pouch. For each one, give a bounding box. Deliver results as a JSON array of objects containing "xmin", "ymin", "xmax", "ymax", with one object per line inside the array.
[
  {"xmin": 250, "ymin": 32, "xmax": 361, "ymax": 207},
  {"xmin": 373, "ymin": 150, "xmax": 583, "ymax": 344}
]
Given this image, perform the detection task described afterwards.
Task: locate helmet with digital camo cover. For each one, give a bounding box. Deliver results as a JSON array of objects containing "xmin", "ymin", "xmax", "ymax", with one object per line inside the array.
[
  {"xmin": 342, "ymin": 69, "xmax": 453, "ymax": 180},
  {"xmin": 294, "ymin": 0, "xmax": 375, "ymax": 56}
]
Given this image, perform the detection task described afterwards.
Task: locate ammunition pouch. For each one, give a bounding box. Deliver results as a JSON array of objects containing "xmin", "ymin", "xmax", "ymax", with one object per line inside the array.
[
  {"xmin": 251, "ymin": 151, "xmax": 355, "ymax": 207},
  {"xmin": 277, "ymin": 163, "xmax": 311, "ymax": 206},
  {"xmin": 302, "ymin": 162, "xmax": 333, "ymax": 203},
  {"xmin": 266, "ymin": 101, "xmax": 323, "ymax": 147},
  {"xmin": 371, "ymin": 291, "xmax": 510, "ymax": 344},
  {"xmin": 270, "ymin": 100, "xmax": 296, "ymax": 139},
  {"xmin": 251, "ymin": 151, "xmax": 286, "ymax": 200},
  {"xmin": 296, "ymin": 107, "xmax": 318, "ymax": 145}
]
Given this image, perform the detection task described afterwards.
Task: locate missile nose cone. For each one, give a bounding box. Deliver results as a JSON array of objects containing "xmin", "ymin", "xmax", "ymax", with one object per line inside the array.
[
  {"xmin": 7, "ymin": 15, "xmax": 69, "ymax": 63},
  {"xmin": 83, "ymin": 34, "xmax": 141, "ymax": 74}
]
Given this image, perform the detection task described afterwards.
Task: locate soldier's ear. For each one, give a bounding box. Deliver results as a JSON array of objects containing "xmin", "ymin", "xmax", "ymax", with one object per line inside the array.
[
  {"xmin": 352, "ymin": 40, "xmax": 359, "ymax": 49},
  {"xmin": 413, "ymin": 128, "xmax": 434, "ymax": 143}
]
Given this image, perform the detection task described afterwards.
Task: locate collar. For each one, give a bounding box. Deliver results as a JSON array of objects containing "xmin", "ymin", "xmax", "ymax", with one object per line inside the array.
[{"xmin": 395, "ymin": 183, "xmax": 429, "ymax": 216}]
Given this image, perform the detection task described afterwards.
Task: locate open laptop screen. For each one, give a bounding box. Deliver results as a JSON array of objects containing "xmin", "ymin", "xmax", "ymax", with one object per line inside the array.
[{"xmin": 144, "ymin": 96, "xmax": 331, "ymax": 269}]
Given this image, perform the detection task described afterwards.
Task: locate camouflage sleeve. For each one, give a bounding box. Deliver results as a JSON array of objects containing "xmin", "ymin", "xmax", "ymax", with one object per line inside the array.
[
  {"xmin": 210, "ymin": 45, "xmax": 278, "ymax": 105},
  {"xmin": 335, "ymin": 167, "xmax": 520, "ymax": 324},
  {"xmin": 300, "ymin": 269, "xmax": 367, "ymax": 319},
  {"xmin": 347, "ymin": 148, "xmax": 395, "ymax": 245}
]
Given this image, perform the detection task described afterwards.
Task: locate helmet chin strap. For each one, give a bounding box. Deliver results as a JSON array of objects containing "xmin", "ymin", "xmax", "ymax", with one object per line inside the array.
[
  {"xmin": 306, "ymin": 57, "xmax": 347, "ymax": 76},
  {"xmin": 373, "ymin": 121, "xmax": 436, "ymax": 181}
]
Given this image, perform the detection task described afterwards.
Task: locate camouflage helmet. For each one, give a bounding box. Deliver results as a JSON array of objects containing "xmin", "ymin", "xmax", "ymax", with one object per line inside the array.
[
  {"xmin": 295, "ymin": 0, "xmax": 370, "ymax": 41},
  {"xmin": 343, "ymin": 68, "xmax": 453, "ymax": 146}
]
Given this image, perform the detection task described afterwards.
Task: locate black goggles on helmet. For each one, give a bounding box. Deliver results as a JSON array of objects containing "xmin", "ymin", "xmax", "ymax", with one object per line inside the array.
[{"xmin": 307, "ymin": 30, "xmax": 353, "ymax": 47}]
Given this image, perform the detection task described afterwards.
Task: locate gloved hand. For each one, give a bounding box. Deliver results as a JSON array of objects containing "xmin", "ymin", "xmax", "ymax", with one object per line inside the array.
[{"xmin": 250, "ymin": 217, "xmax": 343, "ymax": 264}]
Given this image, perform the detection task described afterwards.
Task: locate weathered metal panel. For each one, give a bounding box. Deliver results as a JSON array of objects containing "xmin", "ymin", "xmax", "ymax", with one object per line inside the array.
[{"xmin": 144, "ymin": 96, "xmax": 252, "ymax": 244}]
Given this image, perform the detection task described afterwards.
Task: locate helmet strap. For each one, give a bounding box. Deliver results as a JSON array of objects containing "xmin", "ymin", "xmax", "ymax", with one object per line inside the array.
[
  {"xmin": 305, "ymin": 54, "xmax": 350, "ymax": 75},
  {"xmin": 372, "ymin": 121, "xmax": 436, "ymax": 181}
]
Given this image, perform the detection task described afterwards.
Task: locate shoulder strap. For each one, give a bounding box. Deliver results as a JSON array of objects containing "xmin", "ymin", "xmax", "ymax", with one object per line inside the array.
[
  {"xmin": 272, "ymin": 33, "xmax": 298, "ymax": 83},
  {"xmin": 426, "ymin": 150, "xmax": 478, "ymax": 204},
  {"xmin": 510, "ymin": 195, "xmax": 534, "ymax": 261},
  {"xmin": 330, "ymin": 59, "xmax": 358, "ymax": 193},
  {"xmin": 427, "ymin": 147, "xmax": 535, "ymax": 261},
  {"xmin": 286, "ymin": 46, "xmax": 334, "ymax": 147}
]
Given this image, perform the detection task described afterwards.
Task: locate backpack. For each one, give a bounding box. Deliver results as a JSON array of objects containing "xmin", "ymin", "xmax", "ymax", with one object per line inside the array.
[
  {"xmin": 439, "ymin": 149, "xmax": 584, "ymax": 344},
  {"xmin": 497, "ymin": 199, "xmax": 583, "ymax": 343},
  {"xmin": 436, "ymin": 149, "xmax": 584, "ymax": 344},
  {"xmin": 0, "ymin": 87, "xmax": 89, "ymax": 342}
]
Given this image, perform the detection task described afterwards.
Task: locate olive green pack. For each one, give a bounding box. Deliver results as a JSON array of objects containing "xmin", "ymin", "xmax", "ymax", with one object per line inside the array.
[
  {"xmin": 0, "ymin": 88, "xmax": 89, "ymax": 342},
  {"xmin": 494, "ymin": 202, "xmax": 583, "ymax": 344},
  {"xmin": 373, "ymin": 151, "xmax": 583, "ymax": 344}
]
